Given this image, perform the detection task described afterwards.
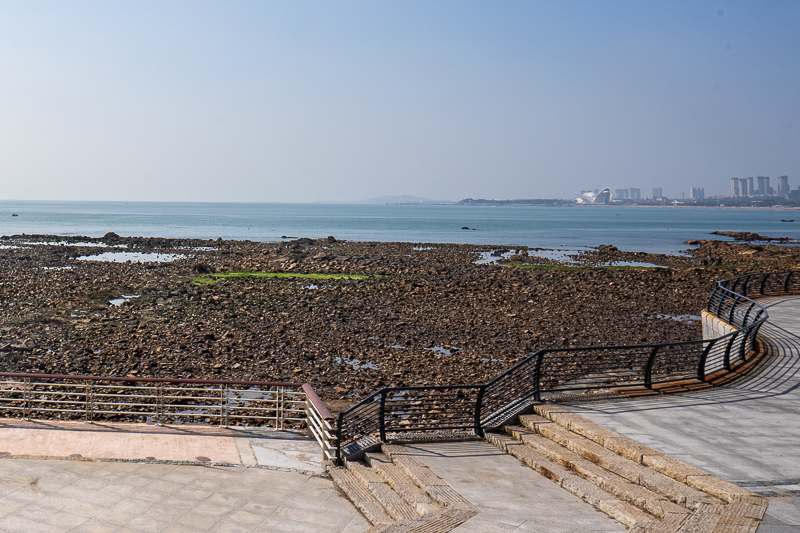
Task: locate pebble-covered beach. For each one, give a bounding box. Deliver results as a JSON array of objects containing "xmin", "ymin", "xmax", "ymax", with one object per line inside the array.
[{"xmin": 1, "ymin": 233, "xmax": 798, "ymax": 408}]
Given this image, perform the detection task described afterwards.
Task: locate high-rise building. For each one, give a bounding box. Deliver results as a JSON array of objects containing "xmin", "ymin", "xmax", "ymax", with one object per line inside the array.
[
  {"xmin": 739, "ymin": 178, "xmax": 749, "ymax": 197},
  {"xmin": 778, "ymin": 175, "xmax": 789, "ymax": 196},
  {"xmin": 731, "ymin": 178, "xmax": 740, "ymax": 197},
  {"xmin": 757, "ymin": 176, "xmax": 770, "ymax": 196},
  {"xmin": 614, "ymin": 189, "xmax": 629, "ymax": 200},
  {"xmin": 629, "ymin": 188, "xmax": 641, "ymax": 200},
  {"xmin": 652, "ymin": 187, "xmax": 662, "ymax": 199},
  {"xmin": 691, "ymin": 187, "xmax": 705, "ymax": 200},
  {"xmin": 747, "ymin": 177, "xmax": 754, "ymax": 196}
]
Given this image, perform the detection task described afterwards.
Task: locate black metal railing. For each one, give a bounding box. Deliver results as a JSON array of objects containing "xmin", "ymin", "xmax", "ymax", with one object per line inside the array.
[{"xmin": 336, "ymin": 270, "xmax": 797, "ymax": 462}]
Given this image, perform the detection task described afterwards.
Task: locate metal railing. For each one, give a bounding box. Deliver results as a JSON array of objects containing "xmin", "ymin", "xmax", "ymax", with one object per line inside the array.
[
  {"xmin": 0, "ymin": 373, "xmax": 338, "ymax": 460},
  {"xmin": 336, "ymin": 270, "xmax": 795, "ymax": 462}
]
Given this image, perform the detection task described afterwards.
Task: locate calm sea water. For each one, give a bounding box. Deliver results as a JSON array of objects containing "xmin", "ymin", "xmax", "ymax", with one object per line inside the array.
[{"xmin": 1, "ymin": 200, "xmax": 798, "ymax": 255}]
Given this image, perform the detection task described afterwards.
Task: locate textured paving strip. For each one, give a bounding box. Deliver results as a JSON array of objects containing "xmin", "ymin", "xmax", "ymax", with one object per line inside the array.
[
  {"xmin": 566, "ymin": 295, "xmax": 800, "ymax": 532},
  {"xmin": 403, "ymin": 441, "xmax": 625, "ymax": 532}
]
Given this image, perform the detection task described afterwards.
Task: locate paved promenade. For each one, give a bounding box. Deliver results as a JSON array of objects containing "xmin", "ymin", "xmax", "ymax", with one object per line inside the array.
[
  {"xmin": 568, "ymin": 295, "xmax": 800, "ymax": 532},
  {"xmin": 406, "ymin": 441, "xmax": 625, "ymax": 533},
  {"xmin": 0, "ymin": 422, "xmax": 369, "ymax": 532}
]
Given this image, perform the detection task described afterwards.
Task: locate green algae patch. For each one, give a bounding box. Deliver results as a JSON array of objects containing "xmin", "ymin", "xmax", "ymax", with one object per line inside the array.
[{"xmin": 193, "ymin": 271, "xmax": 370, "ymax": 285}]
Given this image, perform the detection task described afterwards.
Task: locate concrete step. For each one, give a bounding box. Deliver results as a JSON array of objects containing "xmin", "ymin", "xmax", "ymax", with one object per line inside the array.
[
  {"xmin": 486, "ymin": 431, "xmax": 658, "ymax": 528},
  {"xmin": 530, "ymin": 405, "xmax": 767, "ymax": 505},
  {"xmin": 330, "ymin": 466, "xmax": 394, "ymax": 527},
  {"xmin": 364, "ymin": 452, "xmax": 442, "ymax": 516},
  {"xmin": 515, "ymin": 418, "xmax": 720, "ymax": 509},
  {"xmin": 332, "ymin": 444, "xmax": 478, "ymax": 533},
  {"xmin": 485, "ymin": 404, "xmax": 770, "ymax": 532}
]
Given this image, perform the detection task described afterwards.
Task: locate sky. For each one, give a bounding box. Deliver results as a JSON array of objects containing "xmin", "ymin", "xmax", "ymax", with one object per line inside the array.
[{"xmin": 1, "ymin": 1, "xmax": 799, "ymax": 203}]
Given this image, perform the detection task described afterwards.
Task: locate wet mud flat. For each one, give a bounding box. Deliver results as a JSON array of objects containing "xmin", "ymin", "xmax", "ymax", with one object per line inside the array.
[{"xmin": 1, "ymin": 233, "xmax": 798, "ymax": 407}]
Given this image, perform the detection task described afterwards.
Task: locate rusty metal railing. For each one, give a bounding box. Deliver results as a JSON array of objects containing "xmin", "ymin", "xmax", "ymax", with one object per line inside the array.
[{"xmin": 0, "ymin": 372, "xmax": 338, "ymax": 460}]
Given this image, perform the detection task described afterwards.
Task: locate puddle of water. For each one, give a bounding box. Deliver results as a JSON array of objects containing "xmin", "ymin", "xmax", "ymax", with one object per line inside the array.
[
  {"xmin": 475, "ymin": 250, "xmax": 515, "ymax": 264},
  {"xmin": 480, "ymin": 357, "xmax": 505, "ymax": 362},
  {"xmin": 656, "ymin": 314, "xmax": 701, "ymax": 323},
  {"xmin": 303, "ymin": 284, "xmax": 320, "ymax": 290},
  {"xmin": 388, "ymin": 344, "xmax": 408, "ymax": 349},
  {"xmin": 413, "ymin": 246, "xmax": 435, "ymax": 251},
  {"xmin": 41, "ymin": 266, "xmax": 74, "ymax": 270},
  {"xmin": 109, "ymin": 295, "xmax": 139, "ymax": 306},
  {"xmin": 334, "ymin": 356, "xmax": 379, "ymax": 370},
  {"xmin": 78, "ymin": 252, "xmax": 183, "ymax": 263},
  {"xmin": 17, "ymin": 241, "xmax": 126, "ymax": 248},
  {"xmin": 426, "ymin": 346, "xmax": 455, "ymax": 356},
  {"xmin": 526, "ymin": 249, "xmax": 584, "ymax": 264}
]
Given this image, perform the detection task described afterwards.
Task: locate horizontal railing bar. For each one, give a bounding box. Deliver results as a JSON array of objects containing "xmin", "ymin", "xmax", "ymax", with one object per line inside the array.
[{"xmin": 0, "ymin": 372, "xmax": 305, "ymax": 387}]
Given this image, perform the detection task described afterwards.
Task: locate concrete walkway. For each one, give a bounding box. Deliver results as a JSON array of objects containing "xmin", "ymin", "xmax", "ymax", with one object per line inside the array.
[
  {"xmin": 405, "ymin": 441, "xmax": 625, "ymax": 533},
  {"xmin": 566, "ymin": 295, "xmax": 800, "ymax": 532},
  {"xmin": 0, "ymin": 421, "xmax": 369, "ymax": 532}
]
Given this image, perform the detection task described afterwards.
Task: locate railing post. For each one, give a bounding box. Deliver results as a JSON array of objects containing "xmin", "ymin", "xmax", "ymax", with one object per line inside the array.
[
  {"xmin": 221, "ymin": 384, "xmax": 229, "ymax": 427},
  {"xmin": 785, "ymin": 271, "xmax": 794, "ymax": 293},
  {"xmin": 715, "ymin": 289, "xmax": 726, "ymax": 316},
  {"xmin": 23, "ymin": 377, "xmax": 31, "ymax": 420},
  {"xmin": 738, "ymin": 326, "xmax": 751, "ymax": 361},
  {"xmin": 742, "ymin": 302, "xmax": 755, "ymax": 327},
  {"xmin": 379, "ymin": 391, "xmax": 387, "ymax": 442},
  {"xmin": 155, "ymin": 383, "xmax": 164, "ymax": 425},
  {"xmin": 336, "ymin": 412, "xmax": 344, "ymax": 466},
  {"xmin": 644, "ymin": 346, "xmax": 660, "ymax": 389},
  {"xmin": 533, "ymin": 351, "xmax": 545, "ymax": 402},
  {"xmin": 706, "ymin": 286, "xmax": 717, "ymax": 312},
  {"xmin": 474, "ymin": 385, "xmax": 486, "ymax": 437},
  {"xmin": 759, "ymin": 274, "xmax": 768, "ymax": 295},
  {"xmin": 85, "ymin": 380, "xmax": 93, "ymax": 423},
  {"xmin": 742, "ymin": 276, "xmax": 749, "ymax": 297},
  {"xmin": 698, "ymin": 339, "xmax": 716, "ymax": 381},
  {"xmin": 723, "ymin": 332, "xmax": 737, "ymax": 371},
  {"xmin": 728, "ymin": 296, "xmax": 739, "ymax": 324}
]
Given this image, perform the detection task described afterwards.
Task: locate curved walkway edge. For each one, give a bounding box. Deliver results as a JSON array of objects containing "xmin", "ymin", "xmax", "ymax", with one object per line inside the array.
[{"xmin": 563, "ymin": 295, "xmax": 800, "ymax": 532}]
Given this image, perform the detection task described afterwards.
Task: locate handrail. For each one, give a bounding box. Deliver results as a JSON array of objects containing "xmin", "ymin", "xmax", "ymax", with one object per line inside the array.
[
  {"xmin": 0, "ymin": 371, "xmax": 303, "ymax": 387},
  {"xmin": 0, "ymin": 372, "xmax": 339, "ymax": 456},
  {"xmin": 336, "ymin": 270, "xmax": 794, "ymax": 463}
]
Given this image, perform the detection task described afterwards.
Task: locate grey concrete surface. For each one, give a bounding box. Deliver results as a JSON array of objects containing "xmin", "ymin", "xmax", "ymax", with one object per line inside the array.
[
  {"xmin": 567, "ymin": 296, "xmax": 800, "ymax": 532},
  {"xmin": 0, "ymin": 421, "xmax": 368, "ymax": 533},
  {"xmin": 406, "ymin": 441, "xmax": 625, "ymax": 533},
  {"xmin": 0, "ymin": 458, "xmax": 369, "ymax": 533}
]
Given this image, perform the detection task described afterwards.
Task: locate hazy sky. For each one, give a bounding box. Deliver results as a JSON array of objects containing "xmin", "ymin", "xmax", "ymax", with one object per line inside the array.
[{"xmin": 1, "ymin": 1, "xmax": 799, "ymax": 202}]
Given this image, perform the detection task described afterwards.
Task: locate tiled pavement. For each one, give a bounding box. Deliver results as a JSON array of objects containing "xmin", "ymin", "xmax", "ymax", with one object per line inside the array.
[
  {"xmin": 0, "ymin": 421, "xmax": 368, "ymax": 533},
  {"xmin": 567, "ymin": 295, "xmax": 800, "ymax": 532},
  {"xmin": 0, "ymin": 456, "xmax": 368, "ymax": 533}
]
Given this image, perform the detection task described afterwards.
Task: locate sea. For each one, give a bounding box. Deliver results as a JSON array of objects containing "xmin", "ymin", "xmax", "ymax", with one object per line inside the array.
[{"xmin": 1, "ymin": 200, "xmax": 799, "ymax": 255}]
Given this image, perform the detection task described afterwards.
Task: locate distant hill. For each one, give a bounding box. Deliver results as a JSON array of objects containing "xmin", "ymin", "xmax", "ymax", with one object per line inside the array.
[
  {"xmin": 459, "ymin": 198, "xmax": 574, "ymax": 206},
  {"xmin": 356, "ymin": 195, "xmax": 456, "ymax": 205}
]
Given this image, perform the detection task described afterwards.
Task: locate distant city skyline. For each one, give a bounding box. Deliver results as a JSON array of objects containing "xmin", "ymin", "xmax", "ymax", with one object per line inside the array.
[{"xmin": 1, "ymin": 2, "xmax": 799, "ymax": 203}]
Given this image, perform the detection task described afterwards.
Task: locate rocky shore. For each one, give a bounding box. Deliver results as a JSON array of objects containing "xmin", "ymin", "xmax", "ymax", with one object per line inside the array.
[{"xmin": 1, "ymin": 233, "xmax": 798, "ymax": 407}]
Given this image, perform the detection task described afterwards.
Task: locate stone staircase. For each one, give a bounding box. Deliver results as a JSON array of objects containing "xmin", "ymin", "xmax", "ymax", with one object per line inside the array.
[
  {"xmin": 329, "ymin": 444, "xmax": 479, "ymax": 533},
  {"xmin": 486, "ymin": 404, "xmax": 769, "ymax": 532}
]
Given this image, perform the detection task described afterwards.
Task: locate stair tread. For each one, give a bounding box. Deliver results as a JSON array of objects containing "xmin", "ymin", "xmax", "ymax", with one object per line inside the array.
[
  {"xmin": 330, "ymin": 467, "xmax": 394, "ymax": 526},
  {"xmin": 517, "ymin": 421, "xmax": 720, "ymax": 508},
  {"xmin": 486, "ymin": 432, "xmax": 659, "ymax": 527}
]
